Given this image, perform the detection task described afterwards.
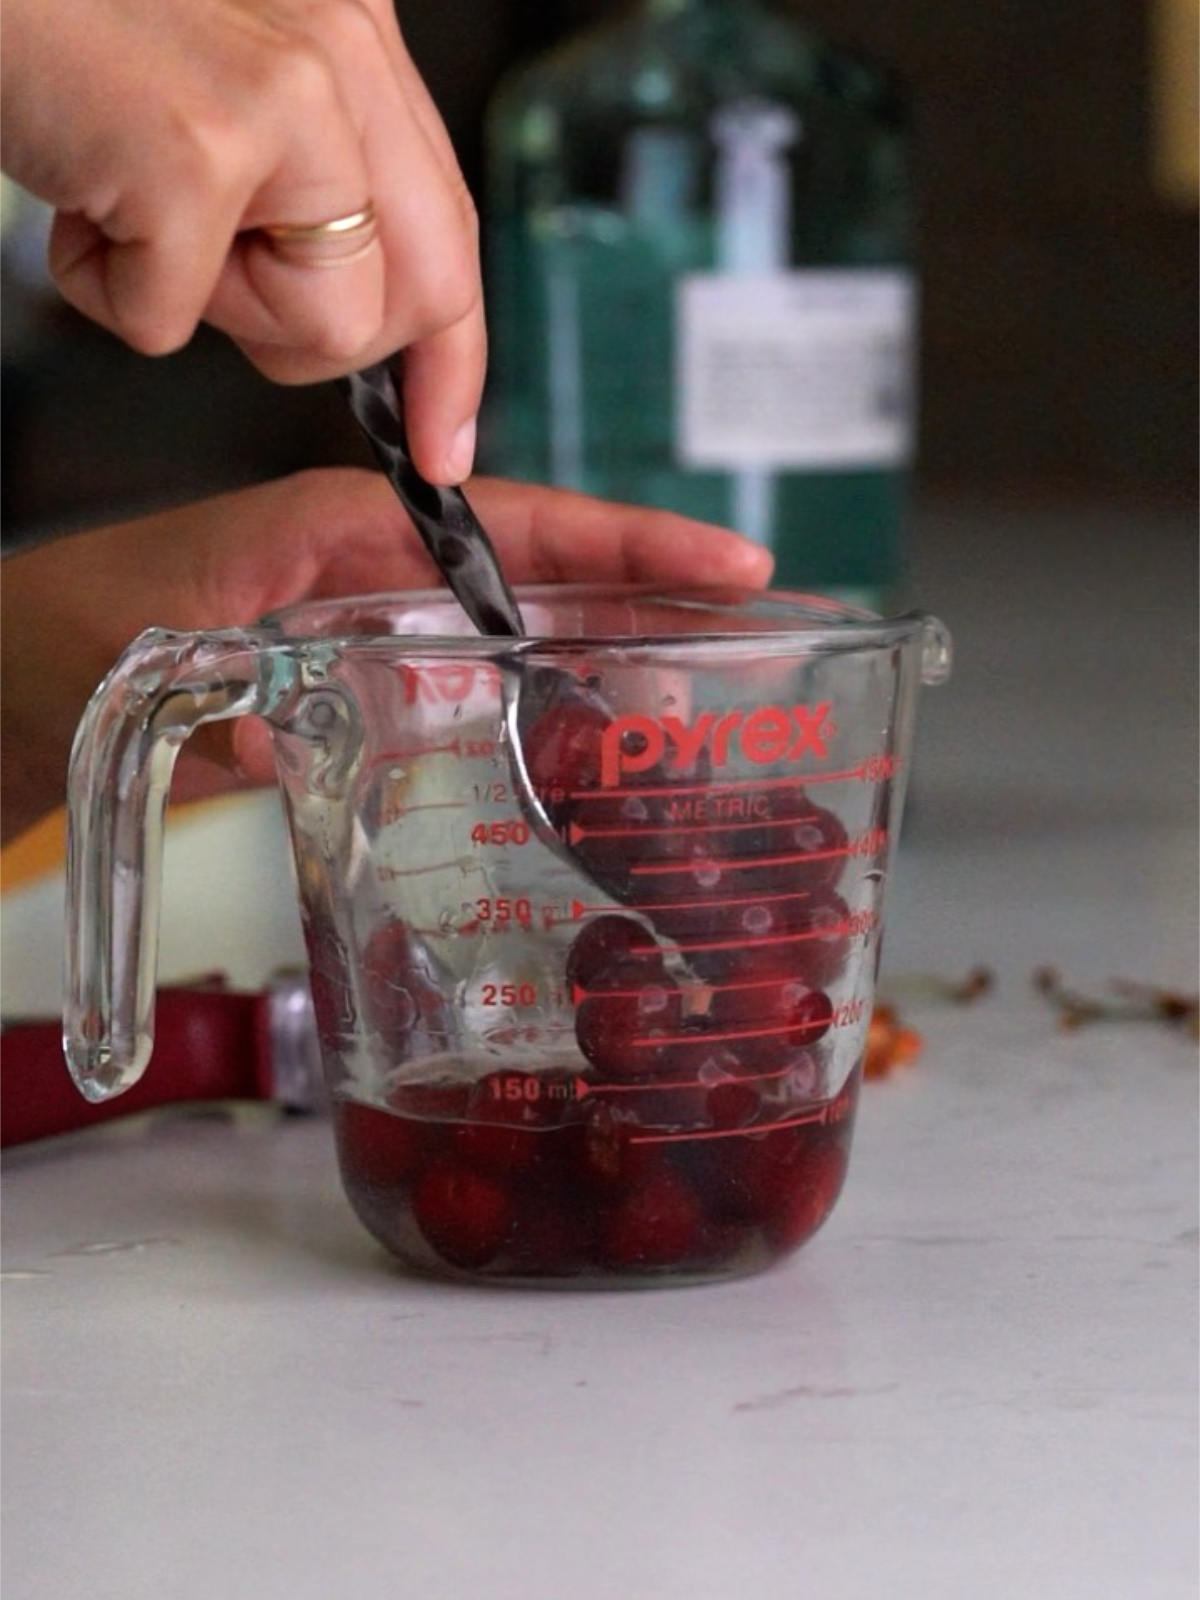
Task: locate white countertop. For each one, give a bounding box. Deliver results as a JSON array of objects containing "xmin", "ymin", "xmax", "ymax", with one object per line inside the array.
[{"xmin": 3, "ymin": 499, "xmax": 1197, "ymax": 1599}]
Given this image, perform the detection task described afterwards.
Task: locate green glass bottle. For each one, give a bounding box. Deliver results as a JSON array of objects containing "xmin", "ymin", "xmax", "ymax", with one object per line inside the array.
[{"xmin": 483, "ymin": 0, "xmax": 916, "ymax": 607}]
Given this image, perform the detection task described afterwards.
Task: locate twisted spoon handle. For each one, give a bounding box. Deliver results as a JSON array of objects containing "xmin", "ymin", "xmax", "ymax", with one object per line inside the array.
[{"xmin": 340, "ymin": 362, "xmax": 524, "ymax": 638}]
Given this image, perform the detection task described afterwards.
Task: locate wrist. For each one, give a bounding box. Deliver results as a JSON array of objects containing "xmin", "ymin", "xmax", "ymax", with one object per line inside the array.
[{"xmin": 1, "ymin": 542, "xmax": 104, "ymax": 843}]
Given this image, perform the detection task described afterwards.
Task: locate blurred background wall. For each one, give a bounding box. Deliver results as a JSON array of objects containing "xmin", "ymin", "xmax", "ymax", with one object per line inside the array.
[{"xmin": 2, "ymin": 0, "xmax": 1195, "ymax": 539}]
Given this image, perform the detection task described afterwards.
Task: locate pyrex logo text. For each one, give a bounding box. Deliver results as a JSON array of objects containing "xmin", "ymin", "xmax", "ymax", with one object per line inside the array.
[{"xmin": 600, "ymin": 703, "xmax": 833, "ymax": 788}]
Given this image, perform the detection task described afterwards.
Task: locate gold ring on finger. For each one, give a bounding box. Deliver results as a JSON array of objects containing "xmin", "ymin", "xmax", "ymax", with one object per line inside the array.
[{"xmin": 259, "ymin": 202, "xmax": 378, "ymax": 264}]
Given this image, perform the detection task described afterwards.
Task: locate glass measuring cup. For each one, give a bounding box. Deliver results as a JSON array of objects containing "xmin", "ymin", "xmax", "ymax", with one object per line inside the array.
[{"xmin": 66, "ymin": 585, "xmax": 950, "ymax": 1285}]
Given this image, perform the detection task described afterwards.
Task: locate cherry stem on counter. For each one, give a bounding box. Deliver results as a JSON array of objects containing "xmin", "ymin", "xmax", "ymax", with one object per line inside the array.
[{"xmin": 1033, "ymin": 966, "xmax": 1199, "ymax": 1036}]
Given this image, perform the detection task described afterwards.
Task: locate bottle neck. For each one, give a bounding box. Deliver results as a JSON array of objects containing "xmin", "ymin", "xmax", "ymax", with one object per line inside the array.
[
  {"xmin": 643, "ymin": 0, "xmax": 740, "ymax": 17},
  {"xmin": 641, "ymin": 0, "xmax": 773, "ymax": 27}
]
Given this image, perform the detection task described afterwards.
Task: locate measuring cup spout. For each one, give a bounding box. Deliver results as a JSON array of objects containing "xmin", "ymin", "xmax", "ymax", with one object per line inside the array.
[{"xmin": 920, "ymin": 616, "xmax": 953, "ymax": 686}]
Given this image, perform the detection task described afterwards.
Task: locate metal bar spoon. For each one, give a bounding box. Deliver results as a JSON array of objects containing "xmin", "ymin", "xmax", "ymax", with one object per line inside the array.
[
  {"xmin": 340, "ymin": 362, "xmax": 525, "ymax": 638},
  {"xmin": 339, "ymin": 362, "xmax": 687, "ymax": 970}
]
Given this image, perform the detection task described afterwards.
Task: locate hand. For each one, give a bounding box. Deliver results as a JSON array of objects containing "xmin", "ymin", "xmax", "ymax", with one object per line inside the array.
[
  {"xmin": 0, "ymin": 0, "xmax": 482, "ymax": 482},
  {"xmin": 0, "ymin": 470, "xmax": 773, "ymax": 842}
]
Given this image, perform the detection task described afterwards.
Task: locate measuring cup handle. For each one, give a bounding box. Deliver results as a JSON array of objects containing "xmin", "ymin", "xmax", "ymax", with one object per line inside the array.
[{"xmin": 64, "ymin": 627, "xmax": 291, "ymax": 1103}]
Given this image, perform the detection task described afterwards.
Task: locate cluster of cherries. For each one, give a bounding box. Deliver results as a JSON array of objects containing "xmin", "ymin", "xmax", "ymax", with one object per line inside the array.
[
  {"xmin": 336, "ymin": 1069, "xmax": 856, "ymax": 1280},
  {"xmin": 332, "ymin": 695, "xmax": 866, "ymax": 1282}
]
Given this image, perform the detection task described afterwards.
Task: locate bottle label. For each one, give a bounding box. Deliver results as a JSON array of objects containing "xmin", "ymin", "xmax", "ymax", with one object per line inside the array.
[{"xmin": 674, "ymin": 269, "xmax": 916, "ymax": 470}]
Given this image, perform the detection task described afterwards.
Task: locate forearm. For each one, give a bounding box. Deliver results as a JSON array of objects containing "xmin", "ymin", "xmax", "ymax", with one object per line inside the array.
[
  {"xmin": 0, "ymin": 469, "xmax": 771, "ymax": 843},
  {"xmin": 1, "ymin": 539, "xmax": 116, "ymax": 843}
]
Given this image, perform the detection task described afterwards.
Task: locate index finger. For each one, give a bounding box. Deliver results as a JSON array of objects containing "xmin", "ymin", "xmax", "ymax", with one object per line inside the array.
[{"xmin": 467, "ymin": 478, "xmax": 775, "ymax": 588}]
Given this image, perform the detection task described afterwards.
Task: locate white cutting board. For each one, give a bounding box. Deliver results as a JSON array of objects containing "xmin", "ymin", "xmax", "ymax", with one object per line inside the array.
[{"xmin": 1, "ymin": 791, "xmax": 307, "ymax": 1016}]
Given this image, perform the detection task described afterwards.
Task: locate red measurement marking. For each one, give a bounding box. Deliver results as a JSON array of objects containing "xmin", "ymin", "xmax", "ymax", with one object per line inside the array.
[
  {"xmin": 629, "ymin": 1104, "xmax": 831, "ymax": 1145},
  {"xmin": 636, "ymin": 885, "xmax": 811, "ymax": 911},
  {"xmin": 376, "ymin": 858, "xmax": 467, "ymax": 882},
  {"xmin": 630, "ymin": 844, "xmax": 854, "ymax": 877},
  {"xmin": 550, "ymin": 914, "xmax": 867, "ymax": 952},
  {"xmin": 667, "ymin": 920, "xmax": 868, "ymax": 956},
  {"xmin": 570, "ymin": 763, "xmax": 883, "ymax": 803},
  {"xmin": 573, "ymin": 968, "xmax": 840, "ymax": 1003},
  {"xmin": 370, "ymin": 740, "xmax": 464, "ymax": 765},
  {"xmin": 387, "ymin": 800, "xmax": 468, "ymax": 817},
  {"xmin": 569, "ymin": 813, "xmax": 840, "ymax": 845},
  {"xmin": 628, "ymin": 1016, "xmax": 829, "ymax": 1048},
  {"xmin": 578, "ymin": 1063, "xmax": 794, "ymax": 1097},
  {"xmin": 559, "ymin": 887, "xmax": 811, "ymax": 927}
]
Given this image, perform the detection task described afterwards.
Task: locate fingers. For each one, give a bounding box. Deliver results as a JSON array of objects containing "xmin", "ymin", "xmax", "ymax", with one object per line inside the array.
[
  {"xmin": 207, "ymin": 4, "xmax": 484, "ymax": 480},
  {"xmin": 401, "ymin": 302, "xmax": 487, "ymax": 484},
  {"xmin": 368, "ymin": 7, "xmax": 464, "ymax": 181},
  {"xmin": 466, "ymin": 478, "xmax": 776, "ymax": 589},
  {"xmin": 41, "ymin": 12, "xmax": 381, "ymax": 361},
  {"xmin": 202, "ymin": 8, "xmax": 392, "ymax": 367},
  {"xmin": 220, "ymin": 472, "xmax": 774, "ymax": 794},
  {"xmin": 48, "ymin": 199, "xmax": 241, "ymax": 357},
  {"xmin": 267, "ymin": 470, "xmax": 775, "ymax": 596},
  {"xmin": 17, "ymin": 0, "xmax": 485, "ymax": 480},
  {"xmin": 0, "ymin": 466, "xmax": 772, "ymax": 833}
]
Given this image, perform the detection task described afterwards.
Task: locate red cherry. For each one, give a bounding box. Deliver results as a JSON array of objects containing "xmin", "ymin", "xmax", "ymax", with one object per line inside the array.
[
  {"xmin": 738, "ymin": 794, "xmax": 851, "ymax": 894},
  {"xmin": 705, "ymin": 1078, "xmax": 762, "ymax": 1129},
  {"xmin": 634, "ymin": 793, "xmax": 848, "ymax": 902},
  {"xmin": 575, "ymin": 991, "xmax": 641, "ymax": 1076},
  {"xmin": 523, "ymin": 697, "xmax": 610, "ymax": 798},
  {"xmin": 723, "ymin": 794, "xmax": 850, "ymax": 895},
  {"xmin": 784, "ymin": 987, "xmax": 835, "ymax": 1051},
  {"xmin": 685, "ymin": 1028, "xmax": 773, "ymax": 1084},
  {"xmin": 505, "ymin": 1196, "xmax": 584, "ymax": 1276},
  {"xmin": 334, "ymin": 1100, "xmax": 426, "ymax": 1191},
  {"xmin": 573, "ymin": 790, "xmax": 696, "ymax": 892},
  {"xmin": 692, "ymin": 1084, "xmax": 847, "ymax": 1233},
  {"xmin": 574, "ymin": 1102, "xmax": 662, "ymax": 1189},
  {"xmin": 705, "ymin": 945, "xmax": 789, "ymax": 998},
  {"xmin": 574, "ymin": 964, "xmax": 683, "ymax": 1076},
  {"xmin": 503, "ymin": 1152, "xmax": 593, "ymax": 1275},
  {"xmin": 683, "ymin": 1137, "xmax": 762, "ymax": 1226},
  {"xmin": 687, "ymin": 892, "xmax": 851, "ymax": 991},
  {"xmin": 597, "ymin": 1168, "xmax": 706, "ymax": 1268},
  {"xmin": 453, "ymin": 1071, "xmax": 565, "ymax": 1174},
  {"xmin": 710, "ymin": 976, "xmax": 833, "ymax": 1048},
  {"xmin": 723, "ymin": 1074, "xmax": 854, "ymax": 1215},
  {"xmin": 566, "ymin": 915, "xmax": 661, "ymax": 991},
  {"xmin": 782, "ymin": 803, "xmax": 849, "ymax": 890},
  {"xmin": 792, "ymin": 892, "xmax": 853, "ymax": 988},
  {"xmin": 647, "ymin": 867, "xmax": 836, "ymax": 954},
  {"xmin": 453, "ymin": 1121, "xmax": 543, "ymax": 1175},
  {"xmin": 697, "ymin": 1219, "xmax": 752, "ymax": 1270},
  {"xmin": 412, "ymin": 1160, "xmax": 513, "ymax": 1269},
  {"xmin": 759, "ymin": 1044, "xmax": 824, "ymax": 1105},
  {"xmin": 387, "ymin": 1079, "xmax": 471, "ymax": 1124},
  {"xmin": 760, "ymin": 1139, "xmax": 849, "ymax": 1251},
  {"xmin": 555, "ymin": 720, "xmax": 707, "ymax": 898}
]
